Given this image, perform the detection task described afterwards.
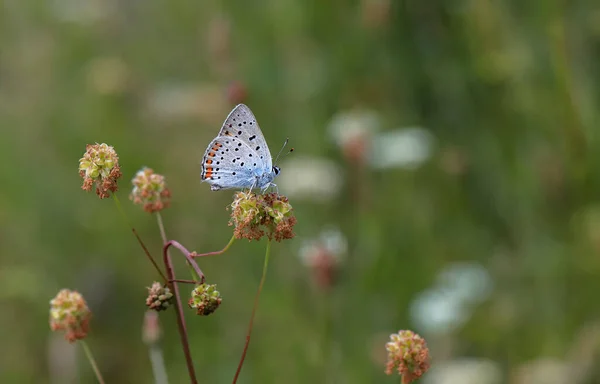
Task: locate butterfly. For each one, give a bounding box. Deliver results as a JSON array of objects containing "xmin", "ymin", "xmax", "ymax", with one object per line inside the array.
[{"xmin": 201, "ymin": 104, "xmax": 281, "ymax": 192}]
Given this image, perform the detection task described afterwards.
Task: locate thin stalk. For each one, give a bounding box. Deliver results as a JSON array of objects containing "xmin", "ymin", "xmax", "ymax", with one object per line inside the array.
[
  {"xmin": 156, "ymin": 212, "xmax": 201, "ymax": 283},
  {"xmin": 192, "ymin": 235, "xmax": 236, "ymax": 258},
  {"xmin": 167, "ymin": 241, "xmax": 205, "ymax": 282},
  {"xmin": 81, "ymin": 340, "xmax": 106, "ymax": 384},
  {"xmin": 170, "ymin": 279, "xmax": 201, "ymax": 285},
  {"xmin": 163, "ymin": 241, "xmax": 198, "ymax": 384},
  {"xmin": 111, "ymin": 193, "xmax": 167, "ymax": 282},
  {"xmin": 156, "ymin": 212, "xmax": 168, "ymax": 244},
  {"xmin": 232, "ymin": 240, "xmax": 272, "ymax": 384}
]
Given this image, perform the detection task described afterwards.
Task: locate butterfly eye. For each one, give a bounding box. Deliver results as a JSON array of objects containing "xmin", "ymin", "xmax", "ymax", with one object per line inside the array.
[{"xmin": 273, "ymin": 166, "xmax": 280, "ymax": 175}]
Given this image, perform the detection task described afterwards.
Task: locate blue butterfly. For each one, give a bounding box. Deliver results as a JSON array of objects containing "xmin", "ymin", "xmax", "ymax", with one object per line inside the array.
[{"xmin": 201, "ymin": 104, "xmax": 281, "ymax": 192}]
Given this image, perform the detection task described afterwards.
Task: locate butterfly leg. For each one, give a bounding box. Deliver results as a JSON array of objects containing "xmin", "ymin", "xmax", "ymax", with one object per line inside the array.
[
  {"xmin": 266, "ymin": 183, "xmax": 279, "ymax": 195},
  {"xmin": 248, "ymin": 178, "xmax": 258, "ymax": 193}
]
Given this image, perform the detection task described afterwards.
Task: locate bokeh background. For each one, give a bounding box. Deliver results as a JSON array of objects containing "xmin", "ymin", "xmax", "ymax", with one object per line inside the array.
[{"xmin": 2, "ymin": 0, "xmax": 600, "ymax": 383}]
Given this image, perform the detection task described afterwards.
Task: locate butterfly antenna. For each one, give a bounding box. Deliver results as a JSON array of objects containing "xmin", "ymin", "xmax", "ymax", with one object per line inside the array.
[{"xmin": 274, "ymin": 138, "xmax": 289, "ymax": 165}]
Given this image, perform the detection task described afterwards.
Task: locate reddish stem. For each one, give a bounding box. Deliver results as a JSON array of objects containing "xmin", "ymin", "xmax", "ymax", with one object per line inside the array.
[
  {"xmin": 170, "ymin": 279, "xmax": 201, "ymax": 285},
  {"xmin": 163, "ymin": 241, "xmax": 198, "ymax": 384},
  {"xmin": 168, "ymin": 241, "xmax": 206, "ymax": 282},
  {"xmin": 192, "ymin": 235, "xmax": 235, "ymax": 258},
  {"xmin": 132, "ymin": 227, "xmax": 168, "ymax": 283}
]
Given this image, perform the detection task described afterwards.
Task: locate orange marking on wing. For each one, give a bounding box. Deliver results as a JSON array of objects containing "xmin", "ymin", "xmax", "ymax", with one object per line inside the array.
[
  {"xmin": 208, "ymin": 152, "xmax": 215, "ymax": 157},
  {"xmin": 204, "ymin": 167, "xmax": 213, "ymax": 179},
  {"xmin": 206, "ymin": 159, "xmax": 213, "ymax": 165}
]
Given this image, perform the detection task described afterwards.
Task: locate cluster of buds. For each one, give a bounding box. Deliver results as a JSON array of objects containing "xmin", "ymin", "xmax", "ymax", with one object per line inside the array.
[
  {"xmin": 145, "ymin": 282, "xmax": 174, "ymax": 311},
  {"xmin": 129, "ymin": 167, "xmax": 171, "ymax": 213},
  {"xmin": 385, "ymin": 330, "xmax": 430, "ymax": 383},
  {"xmin": 188, "ymin": 283, "xmax": 222, "ymax": 316},
  {"xmin": 229, "ymin": 192, "xmax": 296, "ymax": 241},
  {"xmin": 49, "ymin": 289, "xmax": 92, "ymax": 343},
  {"xmin": 78, "ymin": 143, "xmax": 122, "ymax": 199}
]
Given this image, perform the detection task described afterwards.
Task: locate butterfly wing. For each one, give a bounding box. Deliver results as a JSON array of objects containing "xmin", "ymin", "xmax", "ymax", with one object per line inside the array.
[
  {"xmin": 201, "ymin": 105, "xmax": 274, "ymax": 190},
  {"xmin": 217, "ymin": 104, "xmax": 272, "ymax": 169},
  {"xmin": 201, "ymin": 137, "xmax": 260, "ymax": 190}
]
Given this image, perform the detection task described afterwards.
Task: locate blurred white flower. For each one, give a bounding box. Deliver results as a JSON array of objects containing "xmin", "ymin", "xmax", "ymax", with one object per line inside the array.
[
  {"xmin": 277, "ymin": 156, "xmax": 343, "ymax": 201},
  {"xmin": 411, "ymin": 262, "xmax": 493, "ymax": 334},
  {"xmin": 410, "ymin": 288, "xmax": 468, "ymax": 334},
  {"xmin": 513, "ymin": 358, "xmax": 568, "ymax": 384},
  {"xmin": 327, "ymin": 109, "xmax": 381, "ymax": 148},
  {"xmin": 425, "ymin": 359, "xmax": 501, "ymax": 384},
  {"xmin": 369, "ymin": 128, "xmax": 434, "ymax": 170},
  {"xmin": 436, "ymin": 262, "xmax": 493, "ymax": 305}
]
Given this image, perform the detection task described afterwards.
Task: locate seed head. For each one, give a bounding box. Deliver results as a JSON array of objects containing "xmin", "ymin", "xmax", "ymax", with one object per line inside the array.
[
  {"xmin": 229, "ymin": 192, "xmax": 296, "ymax": 242},
  {"xmin": 385, "ymin": 330, "xmax": 430, "ymax": 383},
  {"xmin": 188, "ymin": 283, "xmax": 222, "ymax": 316},
  {"xmin": 145, "ymin": 282, "xmax": 174, "ymax": 311},
  {"xmin": 49, "ymin": 289, "xmax": 92, "ymax": 343},
  {"xmin": 130, "ymin": 167, "xmax": 171, "ymax": 213},
  {"xmin": 78, "ymin": 143, "xmax": 122, "ymax": 199}
]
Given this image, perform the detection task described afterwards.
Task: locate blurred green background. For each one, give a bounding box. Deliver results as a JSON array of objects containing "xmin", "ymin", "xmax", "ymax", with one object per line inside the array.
[{"xmin": 2, "ymin": 0, "xmax": 600, "ymax": 383}]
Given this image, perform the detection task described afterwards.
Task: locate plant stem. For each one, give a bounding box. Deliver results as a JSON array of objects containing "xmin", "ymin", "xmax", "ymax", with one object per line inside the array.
[
  {"xmin": 170, "ymin": 279, "xmax": 201, "ymax": 285},
  {"xmin": 81, "ymin": 340, "xmax": 106, "ymax": 384},
  {"xmin": 163, "ymin": 242, "xmax": 198, "ymax": 384},
  {"xmin": 156, "ymin": 211, "xmax": 168, "ymax": 243},
  {"xmin": 156, "ymin": 212, "xmax": 200, "ymax": 282},
  {"xmin": 232, "ymin": 239, "xmax": 272, "ymax": 384},
  {"xmin": 167, "ymin": 241, "xmax": 205, "ymax": 282},
  {"xmin": 111, "ymin": 193, "xmax": 167, "ymax": 282},
  {"xmin": 192, "ymin": 235, "xmax": 236, "ymax": 258}
]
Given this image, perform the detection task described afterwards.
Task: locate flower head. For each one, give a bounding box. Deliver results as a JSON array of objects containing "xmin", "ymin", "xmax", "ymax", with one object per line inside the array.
[
  {"xmin": 78, "ymin": 143, "xmax": 122, "ymax": 199},
  {"xmin": 130, "ymin": 167, "xmax": 171, "ymax": 213},
  {"xmin": 385, "ymin": 330, "xmax": 430, "ymax": 383},
  {"xmin": 188, "ymin": 283, "xmax": 222, "ymax": 316},
  {"xmin": 49, "ymin": 289, "xmax": 92, "ymax": 343},
  {"xmin": 229, "ymin": 192, "xmax": 296, "ymax": 242},
  {"xmin": 145, "ymin": 282, "xmax": 174, "ymax": 311}
]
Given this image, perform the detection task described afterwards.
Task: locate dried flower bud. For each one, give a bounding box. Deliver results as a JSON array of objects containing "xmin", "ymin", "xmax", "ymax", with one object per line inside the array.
[
  {"xmin": 130, "ymin": 167, "xmax": 171, "ymax": 213},
  {"xmin": 49, "ymin": 289, "xmax": 92, "ymax": 343},
  {"xmin": 145, "ymin": 282, "xmax": 174, "ymax": 312},
  {"xmin": 385, "ymin": 330, "xmax": 430, "ymax": 383},
  {"xmin": 229, "ymin": 192, "xmax": 296, "ymax": 242},
  {"xmin": 188, "ymin": 283, "xmax": 222, "ymax": 316},
  {"xmin": 78, "ymin": 143, "xmax": 122, "ymax": 199}
]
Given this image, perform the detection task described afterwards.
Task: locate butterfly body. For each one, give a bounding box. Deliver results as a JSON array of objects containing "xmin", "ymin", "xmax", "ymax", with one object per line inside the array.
[{"xmin": 201, "ymin": 104, "xmax": 280, "ymax": 191}]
